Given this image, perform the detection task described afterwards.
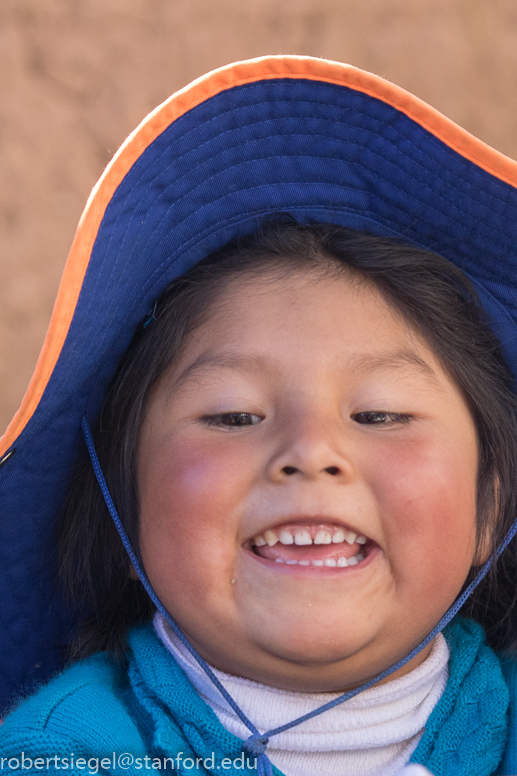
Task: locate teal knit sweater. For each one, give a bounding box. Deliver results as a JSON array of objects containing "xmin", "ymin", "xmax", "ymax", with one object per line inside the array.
[{"xmin": 0, "ymin": 618, "xmax": 516, "ymax": 776}]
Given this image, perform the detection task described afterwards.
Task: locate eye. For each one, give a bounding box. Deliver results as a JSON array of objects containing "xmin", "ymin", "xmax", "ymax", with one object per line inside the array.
[
  {"xmin": 352, "ymin": 411, "xmax": 412, "ymax": 425},
  {"xmin": 202, "ymin": 412, "xmax": 263, "ymax": 429}
]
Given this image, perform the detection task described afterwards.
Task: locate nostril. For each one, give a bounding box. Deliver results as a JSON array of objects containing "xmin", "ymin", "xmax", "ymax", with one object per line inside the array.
[
  {"xmin": 282, "ymin": 466, "xmax": 298, "ymax": 475},
  {"xmin": 325, "ymin": 466, "xmax": 340, "ymax": 476}
]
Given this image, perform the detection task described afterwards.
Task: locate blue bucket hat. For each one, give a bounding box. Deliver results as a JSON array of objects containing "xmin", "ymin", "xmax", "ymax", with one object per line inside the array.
[{"xmin": 1, "ymin": 55, "xmax": 517, "ymax": 716}]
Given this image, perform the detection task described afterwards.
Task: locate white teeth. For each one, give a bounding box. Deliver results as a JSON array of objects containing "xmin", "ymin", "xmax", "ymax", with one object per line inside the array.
[
  {"xmin": 273, "ymin": 553, "xmax": 364, "ymax": 567},
  {"xmin": 314, "ymin": 530, "xmax": 332, "ymax": 545},
  {"xmin": 255, "ymin": 527, "xmax": 368, "ymax": 548},
  {"xmin": 294, "ymin": 530, "xmax": 312, "ymax": 545},
  {"xmin": 278, "ymin": 529, "xmax": 294, "ymax": 545}
]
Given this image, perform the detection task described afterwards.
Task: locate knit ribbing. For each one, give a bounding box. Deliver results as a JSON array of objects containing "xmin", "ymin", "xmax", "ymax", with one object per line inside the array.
[{"xmin": 410, "ymin": 618, "xmax": 509, "ymax": 776}]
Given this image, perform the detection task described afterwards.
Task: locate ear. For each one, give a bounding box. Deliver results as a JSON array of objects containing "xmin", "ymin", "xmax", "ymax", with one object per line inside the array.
[{"xmin": 129, "ymin": 564, "xmax": 139, "ymax": 580}]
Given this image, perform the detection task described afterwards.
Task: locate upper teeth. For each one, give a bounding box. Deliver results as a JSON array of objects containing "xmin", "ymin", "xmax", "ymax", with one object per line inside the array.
[
  {"xmin": 278, "ymin": 529, "xmax": 294, "ymax": 545},
  {"xmin": 253, "ymin": 527, "xmax": 368, "ymax": 547},
  {"xmin": 332, "ymin": 528, "xmax": 346, "ymax": 543},
  {"xmin": 294, "ymin": 530, "xmax": 312, "ymax": 545},
  {"xmin": 314, "ymin": 530, "xmax": 332, "ymax": 544},
  {"xmin": 264, "ymin": 530, "xmax": 279, "ymax": 547}
]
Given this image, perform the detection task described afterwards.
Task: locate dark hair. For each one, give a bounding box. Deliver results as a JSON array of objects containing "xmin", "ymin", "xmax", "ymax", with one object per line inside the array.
[{"xmin": 58, "ymin": 218, "xmax": 517, "ymax": 661}]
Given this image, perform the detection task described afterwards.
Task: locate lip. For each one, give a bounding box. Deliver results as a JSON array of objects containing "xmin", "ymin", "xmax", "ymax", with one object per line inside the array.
[{"xmin": 243, "ymin": 542, "xmax": 379, "ymax": 576}]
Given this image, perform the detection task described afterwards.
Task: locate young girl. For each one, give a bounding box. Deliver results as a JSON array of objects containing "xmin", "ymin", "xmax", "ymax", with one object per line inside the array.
[{"xmin": 1, "ymin": 56, "xmax": 517, "ymax": 776}]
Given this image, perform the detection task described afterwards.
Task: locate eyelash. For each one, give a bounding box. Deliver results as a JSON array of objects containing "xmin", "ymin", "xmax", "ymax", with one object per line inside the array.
[
  {"xmin": 202, "ymin": 411, "xmax": 412, "ymax": 429},
  {"xmin": 202, "ymin": 412, "xmax": 263, "ymax": 428},
  {"xmin": 351, "ymin": 411, "xmax": 412, "ymax": 426}
]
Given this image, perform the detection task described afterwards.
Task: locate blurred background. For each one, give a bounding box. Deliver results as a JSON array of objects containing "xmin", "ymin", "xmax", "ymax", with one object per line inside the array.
[{"xmin": 1, "ymin": 0, "xmax": 517, "ymax": 433}]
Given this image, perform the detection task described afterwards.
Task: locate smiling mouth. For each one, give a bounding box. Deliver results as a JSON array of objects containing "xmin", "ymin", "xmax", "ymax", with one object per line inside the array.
[{"xmin": 249, "ymin": 523, "xmax": 370, "ymax": 568}]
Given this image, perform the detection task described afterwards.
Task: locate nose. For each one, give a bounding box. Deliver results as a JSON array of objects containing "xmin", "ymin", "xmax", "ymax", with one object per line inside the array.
[{"xmin": 267, "ymin": 412, "xmax": 354, "ymax": 482}]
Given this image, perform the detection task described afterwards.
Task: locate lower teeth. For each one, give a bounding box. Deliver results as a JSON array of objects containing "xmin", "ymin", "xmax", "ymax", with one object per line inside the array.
[{"xmin": 274, "ymin": 553, "xmax": 364, "ymax": 567}]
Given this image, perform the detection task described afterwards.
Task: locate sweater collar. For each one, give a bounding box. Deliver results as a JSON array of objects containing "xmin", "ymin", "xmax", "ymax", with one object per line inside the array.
[
  {"xmin": 127, "ymin": 617, "xmax": 508, "ymax": 776},
  {"xmin": 410, "ymin": 618, "xmax": 508, "ymax": 776},
  {"xmin": 153, "ymin": 611, "xmax": 449, "ymax": 752}
]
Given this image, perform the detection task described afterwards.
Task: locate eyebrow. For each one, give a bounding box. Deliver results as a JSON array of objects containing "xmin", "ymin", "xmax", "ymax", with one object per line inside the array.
[
  {"xmin": 171, "ymin": 348, "xmax": 439, "ymax": 390},
  {"xmin": 346, "ymin": 349, "xmax": 439, "ymax": 382},
  {"xmin": 171, "ymin": 351, "xmax": 274, "ymax": 389}
]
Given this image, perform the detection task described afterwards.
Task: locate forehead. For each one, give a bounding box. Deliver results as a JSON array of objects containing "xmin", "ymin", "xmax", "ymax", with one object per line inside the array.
[{"xmin": 169, "ymin": 268, "xmax": 443, "ymax": 383}]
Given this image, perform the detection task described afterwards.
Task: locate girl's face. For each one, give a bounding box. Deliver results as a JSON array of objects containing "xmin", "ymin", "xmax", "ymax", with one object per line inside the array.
[{"xmin": 137, "ymin": 267, "xmax": 479, "ymax": 692}]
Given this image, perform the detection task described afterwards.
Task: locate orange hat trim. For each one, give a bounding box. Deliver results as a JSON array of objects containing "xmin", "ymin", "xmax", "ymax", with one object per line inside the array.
[{"xmin": 2, "ymin": 55, "xmax": 517, "ymax": 457}]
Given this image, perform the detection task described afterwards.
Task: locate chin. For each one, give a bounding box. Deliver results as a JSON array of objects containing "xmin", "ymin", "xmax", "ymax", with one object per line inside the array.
[{"xmin": 251, "ymin": 619, "xmax": 374, "ymax": 669}]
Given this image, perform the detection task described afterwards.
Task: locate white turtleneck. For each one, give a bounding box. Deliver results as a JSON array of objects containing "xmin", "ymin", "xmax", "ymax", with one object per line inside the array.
[{"xmin": 154, "ymin": 613, "xmax": 448, "ymax": 776}]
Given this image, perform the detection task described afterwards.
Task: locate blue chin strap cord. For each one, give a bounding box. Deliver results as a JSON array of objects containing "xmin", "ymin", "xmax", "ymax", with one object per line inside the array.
[{"xmin": 82, "ymin": 416, "xmax": 517, "ymax": 776}]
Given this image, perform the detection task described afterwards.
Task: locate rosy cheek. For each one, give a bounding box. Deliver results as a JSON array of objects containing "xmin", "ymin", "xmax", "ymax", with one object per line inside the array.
[
  {"xmin": 140, "ymin": 437, "xmax": 252, "ymax": 542},
  {"xmin": 365, "ymin": 438, "xmax": 477, "ymax": 577},
  {"xmin": 137, "ymin": 439, "xmax": 246, "ymax": 609}
]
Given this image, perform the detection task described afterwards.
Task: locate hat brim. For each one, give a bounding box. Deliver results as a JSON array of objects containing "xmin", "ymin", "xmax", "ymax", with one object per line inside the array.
[{"xmin": 1, "ymin": 55, "xmax": 517, "ymax": 713}]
